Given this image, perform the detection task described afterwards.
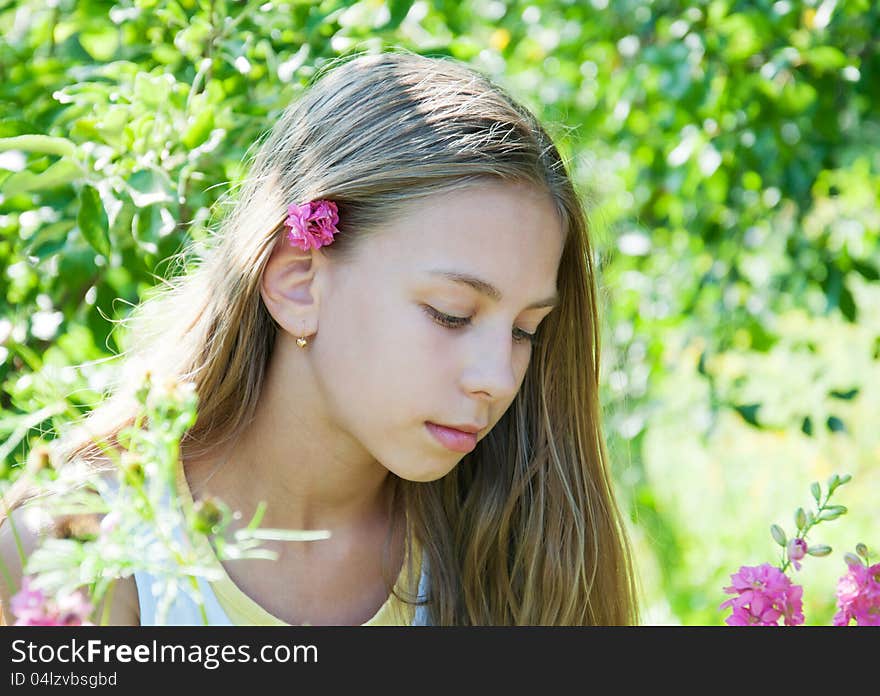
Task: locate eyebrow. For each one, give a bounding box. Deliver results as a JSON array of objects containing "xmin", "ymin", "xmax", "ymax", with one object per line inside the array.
[{"xmin": 426, "ymin": 270, "xmax": 558, "ymax": 309}]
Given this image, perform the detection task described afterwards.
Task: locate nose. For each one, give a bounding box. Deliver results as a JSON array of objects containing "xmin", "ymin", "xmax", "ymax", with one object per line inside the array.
[{"xmin": 459, "ymin": 324, "xmax": 520, "ymax": 401}]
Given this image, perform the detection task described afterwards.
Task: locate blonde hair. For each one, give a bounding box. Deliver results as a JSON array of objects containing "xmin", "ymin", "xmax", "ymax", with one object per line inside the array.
[{"xmin": 7, "ymin": 49, "xmax": 640, "ymax": 625}]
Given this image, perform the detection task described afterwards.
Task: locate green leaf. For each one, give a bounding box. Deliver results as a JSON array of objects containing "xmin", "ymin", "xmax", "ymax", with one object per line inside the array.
[
  {"xmin": 182, "ymin": 108, "xmax": 214, "ymax": 149},
  {"xmin": 236, "ymin": 528, "xmax": 331, "ymax": 542},
  {"xmin": 79, "ymin": 26, "xmax": 120, "ymax": 61},
  {"xmin": 24, "ymin": 220, "xmax": 74, "ymax": 259},
  {"xmin": 805, "ymin": 46, "xmax": 847, "ymax": 71},
  {"xmin": 0, "ymin": 135, "xmax": 78, "ymax": 158},
  {"xmin": 801, "ymin": 416, "xmax": 813, "ymax": 437},
  {"xmin": 829, "ymin": 388, "xmax": 859, "ymax": 400},
  {"xmin": 1, "ymin": 159, "xmax": 82, "ymax": 194},
  {"xmin": 77, "ymin": 185, "xmax": 111, "ymax": 257},
  {"xmin": 851, "ymin": 260, "xmax": 879, "ymax": 281},
  {"xmin": 826, "ymin": 415, "xmax": 846, "ymax": 432},
  {"xmin": 133, "ymin": 204, "xmax": 175, "ymax": 253},
  {"xmin": 128, "ymin": 169, "xmax": 174, "ymax": 208},
  {"xmin": 839, "ymin": 285, "xmax": 857, "ymax": 321},
  {"xmin": 734, "ymin": 403, "xmax": 761, "ymax": 426},
  {"xmin": 379, "ymin": 0, "xmax": 414, "ymax": 31},
  {"xmin": 0, "ymin": 119, "xmax": 34, "ymax": 138},
  {"xmin": 717, "ymin": 14, "xmax": 764, "ymax": 62},
  {"xmin": 134, "ymin": 72, "xmax": 173, "ymax": 109}
]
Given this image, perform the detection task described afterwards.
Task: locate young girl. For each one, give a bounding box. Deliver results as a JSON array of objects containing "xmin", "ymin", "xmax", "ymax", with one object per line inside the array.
[{"xmin": 0, "ymin": 49, "xmax": 640, "ymax": 626}]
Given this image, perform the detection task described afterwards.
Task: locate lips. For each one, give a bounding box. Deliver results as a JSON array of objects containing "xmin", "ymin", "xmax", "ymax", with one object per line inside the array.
[{"xmin": 425, "ymin": 422, "xmax": 478, "ymax": 453}]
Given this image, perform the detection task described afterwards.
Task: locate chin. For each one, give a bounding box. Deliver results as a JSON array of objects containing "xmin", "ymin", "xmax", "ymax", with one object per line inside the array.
[{"xmin": 390, "ymin": 463, "xmax": 458, "ymax": 483}]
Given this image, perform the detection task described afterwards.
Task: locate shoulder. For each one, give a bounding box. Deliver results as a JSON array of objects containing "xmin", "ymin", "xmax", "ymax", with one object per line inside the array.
[{"xmin": 0, "ymin": 468, "xmax": 141, "ymax": 626}]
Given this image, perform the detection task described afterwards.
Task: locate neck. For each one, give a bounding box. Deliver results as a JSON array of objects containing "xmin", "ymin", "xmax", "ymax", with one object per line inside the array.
[{"xmin": 182, "ymin": 336, "xmax": 396, "ymax": 537}]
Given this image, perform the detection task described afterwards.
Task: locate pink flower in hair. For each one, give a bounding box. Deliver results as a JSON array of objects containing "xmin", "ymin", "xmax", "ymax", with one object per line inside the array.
[{"xmin": 285, "ymin": 199, "xmax": 340, "ymax": 251}]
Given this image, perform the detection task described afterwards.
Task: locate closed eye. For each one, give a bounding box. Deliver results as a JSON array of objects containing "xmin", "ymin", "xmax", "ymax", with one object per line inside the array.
[
  {"xmin": 515, "ymin": 325, "xmax": 539, "ymax": 345},
  {"xmin": 423, "ymin": 306, "xmax": 469, "ymax": 328},
  {"xmin": 421, "ymin": 305, "xmax": 538, "ymax": 345}
]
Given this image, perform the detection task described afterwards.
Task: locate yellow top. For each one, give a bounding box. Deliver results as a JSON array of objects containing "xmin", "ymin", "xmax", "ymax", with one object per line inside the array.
[{"xmin": 174, "ymin": 461, "xmax": 420, "ymax": 626}]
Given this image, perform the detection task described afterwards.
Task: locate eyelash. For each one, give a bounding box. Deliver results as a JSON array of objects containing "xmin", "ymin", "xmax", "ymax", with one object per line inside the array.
[{"xmin": 422, "ymin": 306, "xmax": 539, "ymax": 345}]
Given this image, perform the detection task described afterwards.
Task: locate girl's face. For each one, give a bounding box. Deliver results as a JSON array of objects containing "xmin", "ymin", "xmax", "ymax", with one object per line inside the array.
[{"xmin": 313, "ymin": 180, "xmax": 566, "ymax": 482}]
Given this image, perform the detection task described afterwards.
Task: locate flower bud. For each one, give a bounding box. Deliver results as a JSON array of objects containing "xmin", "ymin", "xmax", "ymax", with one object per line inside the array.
[
  {"xmin": 787, "ymin": 538, "xmax": 808, "ymax": 570},
  {"xmin": 810, "ymin": 481, "xmax": 821, "ymax": 503},
  {"xmin": 795, "ymin": 507, "xmax": 807, "ymax": 530},
  {"xmin": 844, "ymin": 552, "xmax": 863, "ymax": 568},
  {"xmin": 807, "ymin": 544, "xmax": 832, "ymax": 557},
  {"xmin": 120, "ymin": 452, "xmax": 145, "ymax": 487},
  {"xmin": 855, "ymin": 543, "xmax": 869, "ymax": 559},
  {"xmin": 193, "ymin": 497, "xmax": 223, "ymax": 535},
  {"xmin": 787, "ymin": 538, "xmax": 807, "ymax": 561},
  {"xmin": 830, "ymin": 473, "xmax": 852, "ymax": 491},
  {"xmin": 134, "ymin": 370, "xmax": 153, "ymax": 405},
  {"xmin": 771, "ymin": 524, "xmax": 787, "ymax": 546},
  {"xmin": 818, "ymin": 505, "xmax": 847, "ymax": 521}
]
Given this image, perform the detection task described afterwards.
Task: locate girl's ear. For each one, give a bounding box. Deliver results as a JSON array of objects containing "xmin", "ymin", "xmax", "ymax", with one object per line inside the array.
[{"xmin": 260, "ymin": 235, "xmax": 328, "ymax": 337}]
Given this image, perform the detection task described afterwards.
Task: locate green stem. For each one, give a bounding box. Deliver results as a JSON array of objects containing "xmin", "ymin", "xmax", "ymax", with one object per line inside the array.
[
  {"xmin": 780, "ymin": 490, "xmax": 838, "ymax": 574},
  {"xmin": 99, "ymin": 579, "xmax": 116, "ymax": 626},
  {"xmin": 206, "ymin": 0, "xmax": 216, "ymax": 85},
  {"xmin": 47, "ymin": 5, "xmax": 59, "ymax": 58},
  {"xmin": 1, "ymin": 492, "xmax": 26, "ymax": 570},
  {"xmin": 188, "ymin": 574, "xmax": 209, "ymax": 625},
  {"xmin": 216, "ymin": 0, "xmax": 260, "ymax": 42},
  {"xmin": 0, "ymin": 549, "xmax": 14, "ymax": 595}
]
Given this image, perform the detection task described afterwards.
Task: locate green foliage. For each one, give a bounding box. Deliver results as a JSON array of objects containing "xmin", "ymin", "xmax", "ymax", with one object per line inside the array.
[{"xmin": 1, "ymin": 0, "xmax": 878, "ymax": 625}]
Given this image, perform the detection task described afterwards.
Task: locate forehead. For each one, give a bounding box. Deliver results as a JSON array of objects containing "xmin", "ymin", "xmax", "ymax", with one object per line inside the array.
[{"xmin": 364, "ymin": 181, "xmax": 566, "ymax": 292}]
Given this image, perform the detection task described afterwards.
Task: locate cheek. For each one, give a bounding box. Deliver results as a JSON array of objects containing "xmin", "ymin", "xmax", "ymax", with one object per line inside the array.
[
  {"xmin": 317, "ymin": 292, "xmax": 443, "ymax": 416},
  {"xmin": 512, "ymin": 340, "xmax": 531, "ymax": 368},
  {"xmin": 373, "ymin": 306, "xmax": 453, "ymax": 397},
  {"xmin": 492, "ymin": 350, "xmax": 531, "ymax": 420}
]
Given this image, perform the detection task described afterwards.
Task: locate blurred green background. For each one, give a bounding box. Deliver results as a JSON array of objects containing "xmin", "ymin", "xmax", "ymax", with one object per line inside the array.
[{"xmin": 1, "ymin": 0, "xmax": 877, "ymax": 625}]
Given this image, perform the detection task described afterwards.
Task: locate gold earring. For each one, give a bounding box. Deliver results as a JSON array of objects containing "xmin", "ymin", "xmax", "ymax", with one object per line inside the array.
[{"xmin": 296, "ymin": 336, "xmax": 308, "ymax": 348}]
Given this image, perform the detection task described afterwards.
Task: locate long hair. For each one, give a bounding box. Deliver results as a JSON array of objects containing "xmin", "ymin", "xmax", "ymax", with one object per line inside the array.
[{"xmin": 5, "ymin": 49, "xmax": 640, "ymax": 625}]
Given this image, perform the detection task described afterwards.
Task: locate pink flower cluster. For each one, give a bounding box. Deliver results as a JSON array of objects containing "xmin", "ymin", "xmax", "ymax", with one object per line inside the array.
[
  {"xmin": 720, "ymin": 563, "xmax": 805, "ymax": 626},
  {"xmin": 833, "ymin": 561, "xmax": 880, "ymax": 626},
  {"xmin": 10, "ymin": 576, "xmax": 94, "ymax": 626},
  {"xmin": 284, "ymin": 200, "xmax": 340, "ymax": 251}
]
